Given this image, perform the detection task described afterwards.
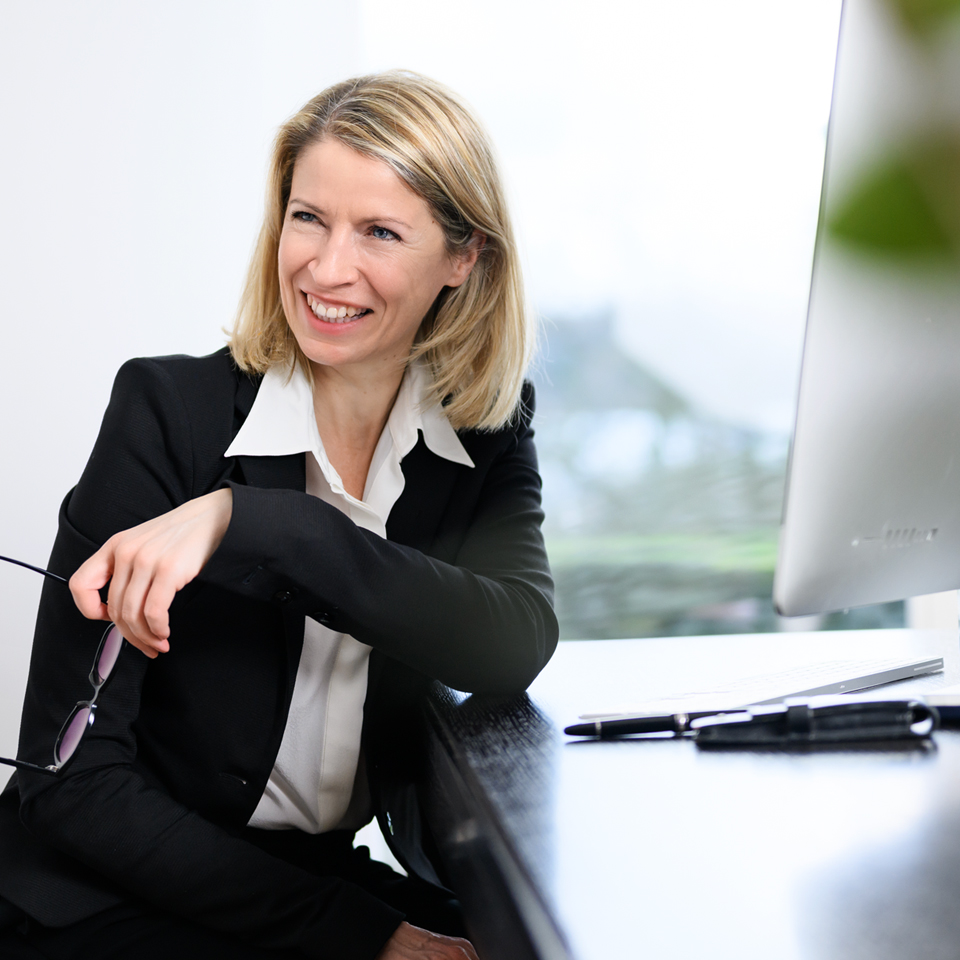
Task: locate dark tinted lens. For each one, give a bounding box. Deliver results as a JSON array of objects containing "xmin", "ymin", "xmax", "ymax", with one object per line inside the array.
[
  {"xmin": 55, "ymin": 706, "xmax": 92, "ymax": 766},
  {"xmin": 94, "ymin": 626, "xmax": 123, "ymax": 685}
]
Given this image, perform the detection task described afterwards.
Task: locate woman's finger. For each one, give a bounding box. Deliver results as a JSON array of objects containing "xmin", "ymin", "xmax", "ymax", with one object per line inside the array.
[
  {"xmin": 374, "ymin": 922, "xmax": 479, "ymax": 959},
  {"xmin": 115, "ymin": 552, "xmax": 170, "ymax": 656},
  {"xmin": 105, "ymin": 544, "xmax": 138, "ymax": 636},
  {"xmin": 69, "ymin": 546, "xmax": 114, "ymax": 621},
  {"xmin": 78, "ymin": 533, "xmax": 157, "ymax": 658},
  {"xmin": 142, "ymin": 564, "xmax": 183, "ymax": 643},
  {"xmin": 454, "ymin": 938, "xmax": 479, "ymax": 960}
]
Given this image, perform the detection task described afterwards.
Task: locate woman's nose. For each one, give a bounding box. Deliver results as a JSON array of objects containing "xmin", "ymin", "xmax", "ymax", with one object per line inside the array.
[{"xmin": 309, "ymin": 229, "xmax": 359, "ymax": 287}]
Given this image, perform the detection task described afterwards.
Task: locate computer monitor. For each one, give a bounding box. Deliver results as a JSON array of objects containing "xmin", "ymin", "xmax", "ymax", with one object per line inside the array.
[{"xmin": 774, "ymin": 0, "xmax": 960, "ymax": 617}]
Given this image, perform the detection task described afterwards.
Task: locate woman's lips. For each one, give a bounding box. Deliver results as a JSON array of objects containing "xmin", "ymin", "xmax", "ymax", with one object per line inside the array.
[{"xmin": 305, "ymin": 293, "xmax": 370, "ymax": 324}]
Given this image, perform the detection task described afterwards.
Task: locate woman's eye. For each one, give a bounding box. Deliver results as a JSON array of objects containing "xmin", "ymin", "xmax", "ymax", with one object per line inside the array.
[
  {"xmin": 371, "ymin": 225, "xmax": 399, "ymax": 241},
  {"xmin": 292, "ymin": 210, "xmax": 318, "ymax": 223}
]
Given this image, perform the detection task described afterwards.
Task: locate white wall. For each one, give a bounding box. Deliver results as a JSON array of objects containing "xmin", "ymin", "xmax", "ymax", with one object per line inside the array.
[{"xmin": 0, "ymin": 1, "xmax": 361, "ymax": 759}]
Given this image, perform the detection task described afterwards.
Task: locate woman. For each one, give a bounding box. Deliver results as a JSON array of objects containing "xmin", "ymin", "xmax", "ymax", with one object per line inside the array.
[{"xmin": 0, "ymin": 71, "xmax": 557, "ymax": 959}]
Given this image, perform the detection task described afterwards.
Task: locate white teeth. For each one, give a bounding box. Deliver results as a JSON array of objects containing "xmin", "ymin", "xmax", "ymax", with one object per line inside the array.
[{"xmin": 306, "ymin": 294, "xmax": 366, "ymax": 322}]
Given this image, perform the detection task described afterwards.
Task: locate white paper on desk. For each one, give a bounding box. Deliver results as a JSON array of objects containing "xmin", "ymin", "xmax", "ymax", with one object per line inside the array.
[
  {"xmin": 579, "ymin": 680, "xmax": 798, "ymax": 719},
  {"xmin": 924, "ymin": 683, "xmax": 960, "ymax": 707},
  {"xmin": 580, "ymin": 696, "xmax": 754, "ymax": 721},
  {"xmin": 579, "ymin": 654, "xmax": 944, "ymax": 719}
]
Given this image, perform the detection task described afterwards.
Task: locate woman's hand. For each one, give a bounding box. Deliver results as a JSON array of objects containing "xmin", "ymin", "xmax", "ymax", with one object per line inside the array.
[
  {"xmin": 375, "ymin": 923, "xmax": 479, "ymax": 960},
  {"xmin": 69, "ymin": 489, "xmax": 233, "ymax": 658}
]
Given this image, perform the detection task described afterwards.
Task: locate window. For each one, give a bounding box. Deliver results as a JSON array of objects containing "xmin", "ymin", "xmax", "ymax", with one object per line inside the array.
[{"xmin": 362, "ymin": 0, "xmax": 899, "ymax": 637}]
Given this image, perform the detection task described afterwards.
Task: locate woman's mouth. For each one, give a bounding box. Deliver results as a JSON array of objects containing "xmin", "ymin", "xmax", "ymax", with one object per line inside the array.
[{"xmin": 305, "ymin": 293, "xmax": 370, "ymax": 324}]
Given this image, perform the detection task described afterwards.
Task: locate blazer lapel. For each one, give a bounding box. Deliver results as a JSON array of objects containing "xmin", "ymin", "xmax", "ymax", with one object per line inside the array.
[
  {"xmin": 230, "ymin": 370, "xmax": 306, "ymax": 494},
  {"xmin": 387, "ymin": 436, "xmax": 461, "ymax": 551},
  {"xmin": 232, "ymin": 447, "xmax": 306, "ymax": 698},
  {"xmin": 234, "ymin": 453, "xmax": 305, "ymax": 494},
  {"xmin": 228, "ymin": 370, "xmax": 306, "ymax": 695}
]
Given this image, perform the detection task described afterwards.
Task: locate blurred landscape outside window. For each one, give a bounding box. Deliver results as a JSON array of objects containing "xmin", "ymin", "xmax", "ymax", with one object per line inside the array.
[{"xmin": 361, "ymin": 0, "xmax": 906, "ymax": 639}]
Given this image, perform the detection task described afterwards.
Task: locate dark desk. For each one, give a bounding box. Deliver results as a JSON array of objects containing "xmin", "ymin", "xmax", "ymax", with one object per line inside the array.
[{"xmin": 424, "ymin": 628, "xmax": 960, "ymax": 960}]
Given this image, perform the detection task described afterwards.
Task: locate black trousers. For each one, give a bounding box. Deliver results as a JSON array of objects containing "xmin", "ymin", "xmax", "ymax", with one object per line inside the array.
[{"xmin": 16, "ymin": 831, "xmax": 465, "ymax": 960}]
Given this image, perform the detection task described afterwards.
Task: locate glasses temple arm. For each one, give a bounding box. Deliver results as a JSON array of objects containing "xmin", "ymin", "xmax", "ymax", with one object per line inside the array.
[
  {"xmin": 0, "ymin": 756, "xmax": 57, "ymax": 776},
  {"xmin": 0, "ymin": 555, "xmax": 68, "ymax": 584},
  {"xmin": 0, "ymin": 556, "xmax": 71, "ymax": 777}
]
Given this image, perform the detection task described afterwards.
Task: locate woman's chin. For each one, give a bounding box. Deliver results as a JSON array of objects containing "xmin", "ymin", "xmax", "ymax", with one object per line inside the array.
[
  {"xmin": 295, "ymin": 336, "xmax": 385, "ymax": 375},
  {"xmin": 290, "ymin": 317, "xmax": 367, "ymax": 367}
]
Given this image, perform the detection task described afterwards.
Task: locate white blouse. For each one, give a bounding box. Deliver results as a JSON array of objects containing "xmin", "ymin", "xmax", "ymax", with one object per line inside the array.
[{"xmin": 223, "ymin": 361, "xmax": 473, "ymax": 833}]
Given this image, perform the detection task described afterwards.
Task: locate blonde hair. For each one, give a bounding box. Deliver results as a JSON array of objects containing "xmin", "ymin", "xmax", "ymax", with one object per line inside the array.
[{"xmin": 229, "ymin": 71, "xmax": 533, "ymax": 431}]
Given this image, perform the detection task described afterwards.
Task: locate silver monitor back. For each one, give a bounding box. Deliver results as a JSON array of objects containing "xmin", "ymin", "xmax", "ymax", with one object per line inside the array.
[{"xmin": 774, "ymin": 0, "xmax": 960, "ymax": 617}]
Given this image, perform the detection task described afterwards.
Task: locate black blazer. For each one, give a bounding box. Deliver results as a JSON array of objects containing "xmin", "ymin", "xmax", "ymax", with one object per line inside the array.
[{"xmin": 0, "ymin": 349, "xmax": 557, "ymax": 959}]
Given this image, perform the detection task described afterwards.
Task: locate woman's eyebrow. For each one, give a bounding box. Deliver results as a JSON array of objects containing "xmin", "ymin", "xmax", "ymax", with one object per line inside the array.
[
  {"xmin": 288, "ymin": 197, "xmax": 324, "ymax": 215},
  {"xmin": 359, "ymin": 215, "xmax": 413, "ymax": 230},
  {"xmin": 288, "ymin": 197, "xmax": 412, "ymax": 231}
]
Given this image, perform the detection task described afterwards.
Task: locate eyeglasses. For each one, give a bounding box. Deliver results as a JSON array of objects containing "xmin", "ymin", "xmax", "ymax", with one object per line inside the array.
[{"xmin": 0, "ymin": 554, "xmax": 125, "ymax": 776}]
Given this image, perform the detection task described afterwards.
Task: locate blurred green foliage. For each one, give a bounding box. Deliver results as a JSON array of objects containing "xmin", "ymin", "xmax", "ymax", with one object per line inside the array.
[
  {"xmin": 547, "ymin": 532, "xmax": 778, "ymax": 574},
  {"xmin": 886, "ymin": 0, "xmax": 960, "ymax": 36},
  {"xmin": 829, "ymin": 138, "xmax": 960, "ymax": 259}
]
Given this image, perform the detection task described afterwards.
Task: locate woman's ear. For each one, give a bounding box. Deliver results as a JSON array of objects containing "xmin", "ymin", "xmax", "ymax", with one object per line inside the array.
[{"xmin": 447, "ymin": 231, "xmax": 486, "ymax": 288}]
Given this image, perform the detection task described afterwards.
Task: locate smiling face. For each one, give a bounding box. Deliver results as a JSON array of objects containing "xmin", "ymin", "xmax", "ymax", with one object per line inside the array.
[{"xmin": 278, "ymin": 138, "xmax": 477, "ymax": 381}]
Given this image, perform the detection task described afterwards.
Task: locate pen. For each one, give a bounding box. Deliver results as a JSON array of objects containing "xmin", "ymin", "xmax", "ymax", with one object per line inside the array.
[{"xmin": 564, "ymin": 709, "xmax": 748, "ymax": 738}]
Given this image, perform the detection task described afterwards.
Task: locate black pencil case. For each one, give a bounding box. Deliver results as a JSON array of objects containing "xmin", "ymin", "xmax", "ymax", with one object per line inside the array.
[{"xmin": 692, "ymin": 698, "xmax": 938, "ymax": 746}]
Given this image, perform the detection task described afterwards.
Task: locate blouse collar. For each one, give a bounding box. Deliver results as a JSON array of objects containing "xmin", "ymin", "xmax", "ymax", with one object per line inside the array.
[{"xmin": 224, "ymin": 360, "xmax": 474, "ymax": 475}]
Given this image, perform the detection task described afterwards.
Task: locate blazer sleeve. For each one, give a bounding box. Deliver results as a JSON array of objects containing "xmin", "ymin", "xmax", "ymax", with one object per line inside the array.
[
  {"xmin": 16, "ymin": 358, "xmax": 403, "ymax": 959},
  {"xmin": 203, "ymin": 384, "xmax": 559, "ymax": 695}
]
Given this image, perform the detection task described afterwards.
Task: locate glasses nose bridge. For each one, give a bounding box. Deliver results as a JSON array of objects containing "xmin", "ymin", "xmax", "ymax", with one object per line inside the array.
[{"xmin": 86, "ymin": 664, "xmax": 108, "ymax": 697}]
